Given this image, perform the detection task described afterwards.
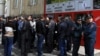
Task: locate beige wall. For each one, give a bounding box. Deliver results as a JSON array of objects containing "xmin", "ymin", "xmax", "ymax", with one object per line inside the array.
[{"xmin": 10, "ymin": 0, "xmax": 44, "ymax": 16}]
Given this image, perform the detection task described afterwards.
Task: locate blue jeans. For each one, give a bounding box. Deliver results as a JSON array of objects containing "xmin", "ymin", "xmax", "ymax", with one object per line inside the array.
[
  {"xmin": 84, "ymin": 38, "xmax": 96, "ymax": 56},
  {"xmin": 4, "ymin": 37, "xmax": 13, "ymax": 56},
  {"xmin": 59, "ymin": 38, "xmax": 66, "ymax": 56},
  {"xmin": 37, "ymin": 34, "xmax": 44, "ymax": 56}
]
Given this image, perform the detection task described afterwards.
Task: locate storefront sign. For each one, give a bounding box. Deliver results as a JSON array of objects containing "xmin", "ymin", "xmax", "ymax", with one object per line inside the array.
[
  {"xmin": 64, "ymin": 1, "xmax": 76, "ymax": 12},
  {"xmin": 46, "ymin": 0, "xmax": 93, "ymax": 13},
  {"xmin": 54, "ymin": 3, "xmax": 63, "ymax": 13},
  {"xmin": 46, "ymin": 4, "xmax": 54, "ymax": 13},
  {"xmin": 75, "ymin": 0, "xmax": 93, "ymax": 11}
]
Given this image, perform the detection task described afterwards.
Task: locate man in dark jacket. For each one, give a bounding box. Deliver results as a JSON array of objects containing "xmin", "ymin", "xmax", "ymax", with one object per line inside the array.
[
  {"xmin": 83, "ymin": 15, "xmax": 97, "ymax": 56},
  {"xmin": 72, "ymin": 18, "xmax": 83, "ymax": 56},
  {"xmin": 58, "ymin": 17, "xmax": 68, "ymax": 56},
  {"xmin": 20, "ymin": 17, "xmax": 32, "ymax": 56},
  {"xmin": 64, "ymin": 15, "xmax": 74, "ymax": 52},
  {"xmin": 36, "ymin": 17, "xmax": 46, "ymax": 56},
  {"xmin": 46, "ymin": 17, "xmax": 56, "ymax": 53}
]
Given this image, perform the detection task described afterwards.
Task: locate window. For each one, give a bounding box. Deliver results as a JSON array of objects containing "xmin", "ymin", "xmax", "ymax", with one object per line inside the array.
[
  {"xmin": 94, "ymin": 0, "xmax": 100, "ymax": 9},
  {"xmin": 13, "ymin": 0, "xmax": 18, "ymax": 8},
  {"xmin": 46, "ymin": 0, "xmax": 73, "ymax": 4},
  {"xmin": 29, "ymin": 0, "xmax": 37, "ymax": 6}
]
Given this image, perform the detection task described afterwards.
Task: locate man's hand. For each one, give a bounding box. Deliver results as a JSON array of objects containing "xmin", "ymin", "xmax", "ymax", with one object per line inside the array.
[{"xmin": 0, "ymin": 29, "xmax": 2, "ymax": 31}]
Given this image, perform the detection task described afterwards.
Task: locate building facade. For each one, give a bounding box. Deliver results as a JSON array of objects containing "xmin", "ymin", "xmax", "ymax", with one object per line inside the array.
[{"xmin": 1, "ymin": 0, "xmax": 44, "ymax": 17}]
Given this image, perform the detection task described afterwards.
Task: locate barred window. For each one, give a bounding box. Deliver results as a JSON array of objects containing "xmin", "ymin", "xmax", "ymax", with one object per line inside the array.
[
  {"xmin": 29, "ymin": 0, "xmax": 37, "ymax": 6},
  {"xmin": 13, "ymin": 0, "xmax": 18, "ymax": 8},
  {"xmin": 94, "ymin": 0, "xmax": 100, "ymax": 9}
]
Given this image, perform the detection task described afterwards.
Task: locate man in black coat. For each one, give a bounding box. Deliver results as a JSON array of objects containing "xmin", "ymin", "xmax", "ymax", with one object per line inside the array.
[
  {"xmin": 72, "ymin": 18, "xmax": 83, "ymax": 56},
  {"xmin": 36, "ymin": 17, "xmax": 46, "ymax": 56},
  {"xmin": 20, "ymin": 17, "xmax": 32, "ymax": 56},
  {"xmin": 58, "ymin": 17, "xmax": 68, "ymax": 56},
  {"xmin": 46, "ymin": 17, "xmax": 56, "ymax": 53}
]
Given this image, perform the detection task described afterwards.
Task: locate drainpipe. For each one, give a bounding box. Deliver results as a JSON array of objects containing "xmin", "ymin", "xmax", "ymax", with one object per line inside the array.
[
  {"xmin": 20, "ymin": 0, "xmax": 23, "ymax": 14},
  {"xmin": 0, "ymin": 0, "xmax": 5, "ymax": 16}
]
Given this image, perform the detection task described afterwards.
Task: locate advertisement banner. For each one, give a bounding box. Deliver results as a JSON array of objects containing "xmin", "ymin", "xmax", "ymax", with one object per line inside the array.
[
  {"xmin": 46, "ymin": 4, "xmax": 54, "ymax": 13},
  {"xmin": 64, "ymin": 1, "xmax": 76, "ymax": 12},
  {"xmin": 75, "ymin": 0, "xmax": 93, "ymax": 11},
  {"xmin": 53, "ymin": 3, "xmax": 63, "ymax": 13},
  {"xmin": 46, "ymin": 0, "xmax": 93, "ymax": 14}
]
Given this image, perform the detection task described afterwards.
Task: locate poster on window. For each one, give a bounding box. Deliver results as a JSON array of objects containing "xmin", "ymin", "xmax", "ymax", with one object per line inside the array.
[{"xmin": 93, "ymin": 0, "xmax": 100, "ymax": 9}]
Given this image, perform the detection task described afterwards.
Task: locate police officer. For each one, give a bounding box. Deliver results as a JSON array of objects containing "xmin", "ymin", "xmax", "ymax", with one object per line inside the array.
[
  {"xmin": 83, "ymin": 15, "xmax": 97, "ymax": 56},
  {"xmin": 58, "ymin": 17, "xmax": 68, "ymax": 56},
  {"xmin": 72, "ymin": 18, "xmax": 83, "ymax": 56}
]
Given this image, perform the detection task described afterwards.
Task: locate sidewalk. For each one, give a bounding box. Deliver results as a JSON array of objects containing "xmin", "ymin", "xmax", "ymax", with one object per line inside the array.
[{"xmin": 0, "ymin": 45, "xmax": 100, "ymax": 56}]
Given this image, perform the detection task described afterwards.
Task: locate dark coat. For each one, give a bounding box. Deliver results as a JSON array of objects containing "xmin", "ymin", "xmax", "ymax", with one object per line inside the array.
[
  {"xmin": 36, "ymin": 20, "xmax": 46, "ymax": 35},
  {"xmin": 47, "ymin": 20, "xmax": 55, "ymax": 37},
  {"xmin": 58, "ymin": 21, "xmax": 68, "ymax": 38},
  {"xmin": 21, "ymin": 21, "xmax": 32, "ymax": 40},
  {"xmin": 83, "ymin": 22, "xmax": 97, "ymax": 39},
  {"xmin": 73, "ymin": 22, "xmax": 83, "ymax": 37}
]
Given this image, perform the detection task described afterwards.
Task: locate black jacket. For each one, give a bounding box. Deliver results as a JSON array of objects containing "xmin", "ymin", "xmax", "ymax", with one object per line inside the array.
[
  {"xmin": 58, "ymin": 21, "xmax": 68, "ymax": 38},
  {"xmin": 36, "ymin": 20, "xmax": 46, "ymax": 35},
  {"xmin": 73, "ymin": 22, "xmax": 83, "ymax": 37},
  {"xmin": 21, "ymin": 21, "xmax": 32, "ymax": 40}
]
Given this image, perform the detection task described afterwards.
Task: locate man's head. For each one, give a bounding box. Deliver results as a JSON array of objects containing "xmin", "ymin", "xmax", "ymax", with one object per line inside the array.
[
  {"xmin": 20, "ymin": 16, "xmax": 25, "ymax": 21},
  {"xmin": 85, "ymin": 15, "xmax": 93, "ymax": 23},
  {"xmin": 76, "ymin": 18, "xmax": 82, "ymax": 24},
  {"xmin": 7, "ymin": 16, "xmax": 13, "ymax": 21},
  {"xmin": 0, "ymin": 17, "xmax": 2, "ymax": 21},
  {"xmin": 58, "ymin": 16, "xmax": 64, "ymax": 22},
  {"xmin": 28, "ymin": 15, "xmax": 33, "ymax": 21}
]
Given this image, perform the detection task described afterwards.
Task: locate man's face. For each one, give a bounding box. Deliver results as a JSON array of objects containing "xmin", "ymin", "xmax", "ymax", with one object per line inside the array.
[
  {"xmin": 89, "ymin": 18, "xmax": 93, "ymax": 22},
  {"xmin": 21, "ymin": 16, "xmax": 25, "ymax": 21},
  {"xmin": 46, "ymin": 17, "xmax": 49, "ymax": 21},
  {"xmin": 0, "ymin": 17, "xmax": 2, "ymax": 20},
  {"xmin": 86, "ymin": 18, "xmax": 93, "ymax": 23},
  {"xmin": 28, "ymin": 16, "xmax": 32, "ymax": 20},
  {"xmin": 77, "ymin": 20, "xmax": 82, "ymax": 24},
  {"xmin": 41, "ymin": 18, "xmax": 45, "ymax": 21}
]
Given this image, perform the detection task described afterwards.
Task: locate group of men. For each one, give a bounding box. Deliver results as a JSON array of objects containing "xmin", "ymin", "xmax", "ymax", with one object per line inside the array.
[{"xmin": 0, "ymin": 14, "xmax": 97, "ymax": 56}]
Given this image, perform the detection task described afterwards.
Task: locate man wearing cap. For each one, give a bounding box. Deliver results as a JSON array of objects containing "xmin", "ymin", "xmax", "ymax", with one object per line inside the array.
[
  {"xmin": 72, "ymin": 18, "xmax": 83, "ymax": 56},
  {"xmin": 83, "ymin": 15, "xmax": 97, "ymax": 56}
]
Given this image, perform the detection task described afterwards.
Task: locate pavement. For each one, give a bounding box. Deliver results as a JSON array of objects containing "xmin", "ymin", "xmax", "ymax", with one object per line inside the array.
[
  {"xmin": 0, "ymin": 33, "xmax": 100, "ymax": 56},
  {"xmin": 0, "ymin": 44, "xmax": 100, "ymax": 56}
]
